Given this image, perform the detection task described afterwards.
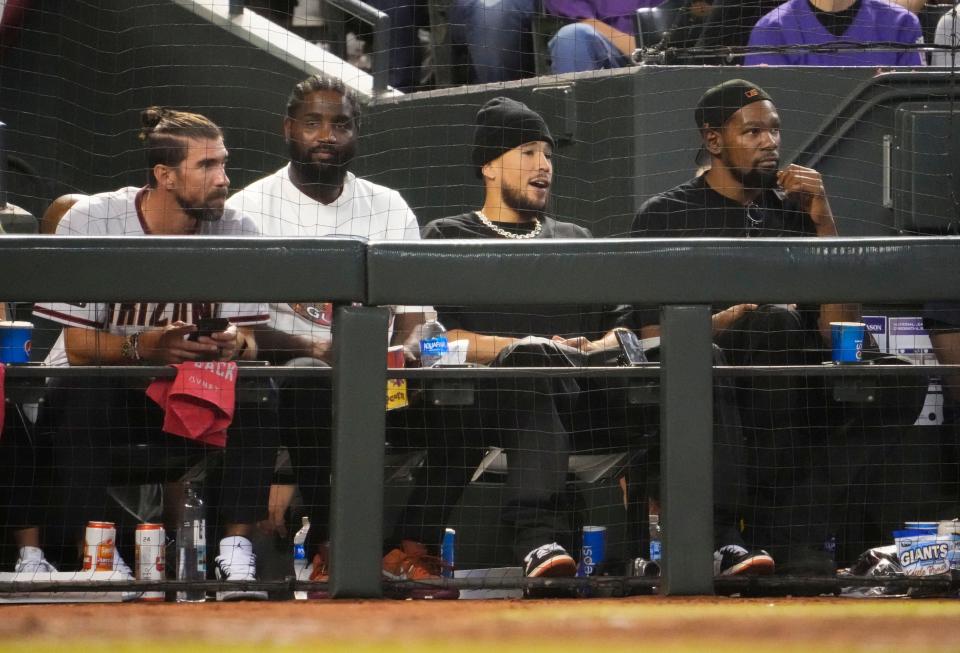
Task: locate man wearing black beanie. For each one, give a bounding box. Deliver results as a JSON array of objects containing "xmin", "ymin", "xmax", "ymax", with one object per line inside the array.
[{"xmin": 419, "ymin": 97, "xmax": 626, "ymax": 592}]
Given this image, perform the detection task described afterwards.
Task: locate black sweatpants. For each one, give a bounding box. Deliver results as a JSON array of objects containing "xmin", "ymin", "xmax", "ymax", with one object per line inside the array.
[
  {"xmin": 716, "ymin": 304, "xmax": 898, "ymax": 565},
  {"xmin": 398, "ymin": 340, "xmax": 747, "ymax": 561}
]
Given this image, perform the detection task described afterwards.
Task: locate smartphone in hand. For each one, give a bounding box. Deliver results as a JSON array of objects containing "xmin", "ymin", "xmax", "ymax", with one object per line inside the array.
[
  {"xmin": 615, "ymin": 329, "xmax": 647, "ymax": 366},
  {"xmin": 187, "ymin": 317, "xmax": 230, "ymax": 342}
]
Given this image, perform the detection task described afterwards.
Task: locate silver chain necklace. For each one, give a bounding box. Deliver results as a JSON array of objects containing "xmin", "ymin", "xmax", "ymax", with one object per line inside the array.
[{"xmin": 475, "ymin": 210, "xmax": 542, "ymax": 240}]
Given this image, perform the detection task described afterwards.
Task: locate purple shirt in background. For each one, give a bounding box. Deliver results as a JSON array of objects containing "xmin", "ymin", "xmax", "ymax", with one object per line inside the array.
[
  {"xmin": 545, "ymin": 0, "xmax": 661, "ymax": 35},
  {"xmin": 745, "ymin": 0, "xmax": 924, "ymax": 66}
]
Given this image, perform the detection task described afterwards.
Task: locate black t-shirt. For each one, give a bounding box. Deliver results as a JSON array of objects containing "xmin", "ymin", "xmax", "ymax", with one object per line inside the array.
[
  {"xmin": 808, "ymin": 0, "xmax": 862, "ymax": 37},
  {"xmin": 631, "ymin": 174, "xmax": 815, "ymax": 239},
  {"xmin": 420, "ymin": 212, "xmax": 612, "ymax": 340},
  {"xmin": 622, "ymin": 175, "xmax": 818, "ymax": 330}
]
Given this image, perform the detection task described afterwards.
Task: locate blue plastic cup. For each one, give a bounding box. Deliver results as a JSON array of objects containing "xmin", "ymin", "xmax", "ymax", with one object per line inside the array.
[
  {"xmin": 578, "ymin": 525, "xmax": 607, "ymax": 577},
  {"xmin": 830, "ymin": 321, "xmax": 866, "ymax": 363},
  {"xmin": 0, "ymin": 321, "xmax": 33, "ymax": 364}
]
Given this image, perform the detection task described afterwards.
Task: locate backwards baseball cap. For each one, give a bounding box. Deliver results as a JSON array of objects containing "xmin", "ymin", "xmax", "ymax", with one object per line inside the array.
[
  {"xmin": 472, "ymin": 97, "xmax": 555, "ymax": 177},
  {"xmin": 695, "ymin": 79, "xmax": 773, "ymax": 131}
]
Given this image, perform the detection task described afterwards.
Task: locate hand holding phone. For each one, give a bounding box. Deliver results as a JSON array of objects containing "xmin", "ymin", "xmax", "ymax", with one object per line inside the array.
[
  {"xmin": 614, "ymin": 328, "xmax": 647, "ymax": 366},
  {"xmin": 187, "ymin": 317, "xmax": 230, "ymax": 342}
]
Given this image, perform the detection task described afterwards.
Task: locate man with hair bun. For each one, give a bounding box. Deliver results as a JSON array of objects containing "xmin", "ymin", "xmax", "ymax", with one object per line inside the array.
[{"xmin": 33, "ymin": 107, "xmax": 276, "ymax": 600}]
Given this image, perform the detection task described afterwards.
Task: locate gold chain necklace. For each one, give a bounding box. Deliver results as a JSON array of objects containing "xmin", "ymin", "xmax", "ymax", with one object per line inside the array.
[{"xmin": 475, "ymin": 211, "xmax": 542, "ymax": 239}]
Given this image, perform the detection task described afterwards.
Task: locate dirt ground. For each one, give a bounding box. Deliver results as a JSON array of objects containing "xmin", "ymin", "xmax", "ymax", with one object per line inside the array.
[{"xmin": 2, "ymin": 596, "xmax": 960, "ymax": 653}]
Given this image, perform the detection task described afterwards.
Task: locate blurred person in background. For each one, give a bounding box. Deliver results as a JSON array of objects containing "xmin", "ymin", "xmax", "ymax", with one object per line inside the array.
[
  {"xmin": 744, "ymin": 0, "xmax": 924, "ymax": 65},
  {"xmin": 931, "ymin": 2, "xmax": 960, "ymax": 65}
]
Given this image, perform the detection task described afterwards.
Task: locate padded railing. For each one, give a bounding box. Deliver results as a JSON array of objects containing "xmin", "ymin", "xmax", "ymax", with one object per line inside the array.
[{"xmin": 2, "ymin": 235, "xmax": 960, "ymax": 597}]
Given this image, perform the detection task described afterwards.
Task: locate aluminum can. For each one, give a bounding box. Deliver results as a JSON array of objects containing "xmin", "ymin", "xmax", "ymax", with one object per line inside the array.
[
  {"xmin": 135, "ymin": 523, "xmax": 166, "ymax": 602},
  {"xmin": 578, "ymin": 525, "xmax": 607, "ymax": 577},
  {"xmin": 83, "ymin": 521, "xmax": 116, "ymax": 571},
  {"xmin": 630, "ymin": 557, "xmax": 661, "ymax": 577},
  {"xmin": 441, "ymin": 528, "xmax": 455, "ymax": 578}
]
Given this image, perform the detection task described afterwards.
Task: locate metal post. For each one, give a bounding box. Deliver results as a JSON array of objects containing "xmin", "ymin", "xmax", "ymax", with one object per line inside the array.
[
  {"xmin": 659, "ymin": 304, "xmax": 714, "ymax": 595},
  {"xmin": 229, "ymin": 0, "xmax": 244, "ymax": 16},
  {"xmin": 368, "ymin": 9, "xmax": 391, "ymax": 96},
  {"xmin": 329, "ymin": 304, "xmax": 389, "ymax": 598},
  {"xmin": 0, "ymin": 121, "xmax": 7, "ymax": 209},
  {"xmin": 325, "ymin": 0, "xmax": 391, "ymax": 95}
]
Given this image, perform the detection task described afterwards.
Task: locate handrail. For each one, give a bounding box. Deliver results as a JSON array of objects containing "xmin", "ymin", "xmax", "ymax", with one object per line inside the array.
[
  {"xmin": 0, "ymin": 236, "xmax": 368, "ymax": 302},
  {"xmin": 324, "ymin": 0, "xmax": 391, "ymax": 95},
  {"xmin": 366, "ymin": 236, "xmax": 960, "ymax": 306}
]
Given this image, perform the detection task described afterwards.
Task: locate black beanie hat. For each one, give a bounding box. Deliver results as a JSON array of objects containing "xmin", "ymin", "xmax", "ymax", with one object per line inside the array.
[
  {"xmin": 695, "ymin": 79, "xmax": 773, "ymax": 131},
  {"xmin": 472, "ymin": 97, "xmax": 555, "ymax": 177}
]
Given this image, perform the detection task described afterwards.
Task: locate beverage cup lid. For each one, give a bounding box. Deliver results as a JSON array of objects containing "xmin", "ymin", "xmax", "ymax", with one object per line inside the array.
[
  {"xmin": 830, "ymin": 321, "xmax": 866, "ymax": 328},
  {"xmin": 0, "ymin": 321, "xmax": 33, "ymax": 328}
]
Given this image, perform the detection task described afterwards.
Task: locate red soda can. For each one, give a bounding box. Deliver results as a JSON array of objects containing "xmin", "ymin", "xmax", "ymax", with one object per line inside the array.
[
  {"xmin": 83, "ymin": 521, "xmax": 116, "ymax": 571},
  {"xmin": 135, "ymin": 523, "xmax": 166, "ymax": 602}
]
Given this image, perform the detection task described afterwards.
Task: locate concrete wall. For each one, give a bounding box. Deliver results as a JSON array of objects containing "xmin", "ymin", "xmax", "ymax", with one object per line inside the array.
[
  {"xmin": 0, "ymin": 0, "xmax": 307, "ymax": 218},
  {"xmin": 362, "ymin": 68, "xmax": 960, "ymax": 238}
]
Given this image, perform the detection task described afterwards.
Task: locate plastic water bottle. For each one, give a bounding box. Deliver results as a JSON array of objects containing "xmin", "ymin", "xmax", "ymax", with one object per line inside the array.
[
  {"xmin": 648, "ymin": 513, "xmax": 662, "ymax": 563},
  {"xmin": 823, "ymin": 533, "xmax": 837, "ymax": 563},
  {"xmin": 176, "ymin": 483, "xmax": 207, "ymax": 603},
  {"xmin": 419, "ymin": 318, "xmax": 449, "ymax": 368},
  {"xmin": 293, "ymin": 516, "xmax": 311, "ymax": 600}
]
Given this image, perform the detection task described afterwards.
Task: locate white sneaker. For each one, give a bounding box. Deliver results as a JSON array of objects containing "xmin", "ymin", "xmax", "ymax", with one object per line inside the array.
[
  {"xmin": 13, "ymin": 546, "xmax": 57, "ymax": 577},
  {"xmin": 214, "ymin": 536, "xmax": 267, "ymax": 601},
  {"xmin": 112, "ymin": 550, "xmax": 142, "ymax": 602}
]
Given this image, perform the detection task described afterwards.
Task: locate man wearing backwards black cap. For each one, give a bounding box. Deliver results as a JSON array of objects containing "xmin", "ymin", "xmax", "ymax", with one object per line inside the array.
[{"xmin": 627, "ymin": 79, "xmax": 863, "ymax": 574}]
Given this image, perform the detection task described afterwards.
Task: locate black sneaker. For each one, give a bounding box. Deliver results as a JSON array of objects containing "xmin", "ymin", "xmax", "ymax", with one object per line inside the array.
[
  {"xmin": 522, "ymin": 543, "xmax": 577, "ymax": 599},
  {"xmin": 523, "ymin": 542, "xmax": 577, "ymax": 578},
  {"xmin": 714, "ymin": 545, "xmax": 775, "ymax": 576}
]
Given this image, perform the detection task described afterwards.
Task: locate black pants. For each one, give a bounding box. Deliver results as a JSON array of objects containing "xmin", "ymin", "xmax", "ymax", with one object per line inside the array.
[
  {"xmin": 398, "ymin": 340, "xmax": 747, "ymax": 561},
  {"xmin": 716, "ymin": 304, "xmax": 918, "ymax": 564},
  {"xmin": 39, "ymin": 376, "xmax": 278, "ymax": 569},
  {"xmin": 0, "ymin": 404, "xmax": 50, "ymax": 566},
  {"xmin": 278, "ymin": 359, "xmax": 417, "ymax": 555}
]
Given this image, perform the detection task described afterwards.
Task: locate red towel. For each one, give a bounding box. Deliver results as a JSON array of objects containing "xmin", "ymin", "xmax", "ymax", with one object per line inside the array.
[{"xmin": 146, "ymin": 362, "xmax": 238, "ymax": 448}]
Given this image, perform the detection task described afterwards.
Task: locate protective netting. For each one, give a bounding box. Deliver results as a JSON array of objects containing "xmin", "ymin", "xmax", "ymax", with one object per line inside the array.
[{"xmin": 1, "ymin": 0, "xmax": 959, "ymax": 601}]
